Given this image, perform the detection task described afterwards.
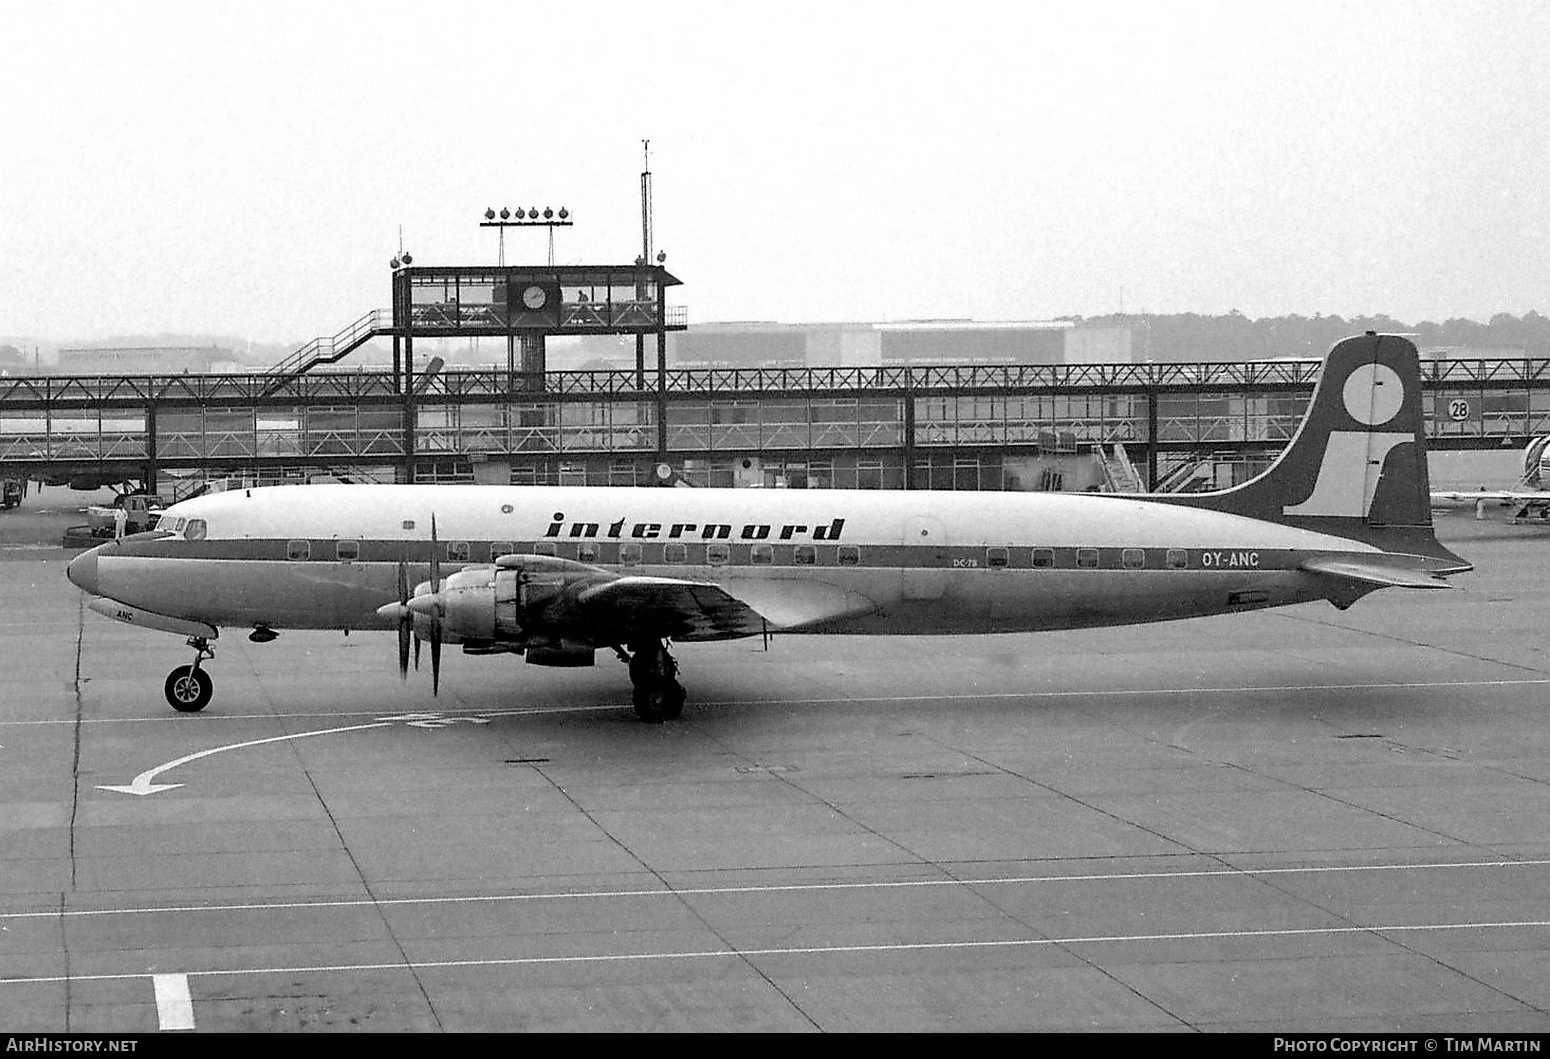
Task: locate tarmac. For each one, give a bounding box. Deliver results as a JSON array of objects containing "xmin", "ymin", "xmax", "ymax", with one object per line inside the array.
[{"xmin": 2, "ymin": 487, "xmax": 1550, "ymax": 1032}]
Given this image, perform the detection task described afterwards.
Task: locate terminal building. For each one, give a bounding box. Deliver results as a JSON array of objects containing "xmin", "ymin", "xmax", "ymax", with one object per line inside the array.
[
  {"xmin": 2, "ymin": 254, "xmax": 1547, "ymax": 501},
  {"xmin": 662, "ymin": 320, "xmax": 1134, "ymax": 369}
]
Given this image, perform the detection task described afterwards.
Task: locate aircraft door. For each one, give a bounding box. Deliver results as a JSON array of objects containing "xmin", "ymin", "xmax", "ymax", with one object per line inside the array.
[{"xmin": 902, "ymin": 515, "xmax": 948, "ymax": 600}]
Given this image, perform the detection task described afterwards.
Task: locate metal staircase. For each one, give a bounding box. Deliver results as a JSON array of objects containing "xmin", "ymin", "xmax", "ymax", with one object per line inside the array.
[
  {"xmin": 265, "ymin": 309, "xmax": 393, "ymax": 385},
  {"xmin": 1100, "ymin": 443, "xmax": 1145, "ymax": 493}
]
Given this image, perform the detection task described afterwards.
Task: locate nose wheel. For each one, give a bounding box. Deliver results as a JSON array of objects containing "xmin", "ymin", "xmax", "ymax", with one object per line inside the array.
[
  {"xmin": 625, "ymin": 639, "xmax": 685, "ymax": 723},
  {"xmin": 164, "ymin": 637, "xmax": 216, "ymax": 712}
]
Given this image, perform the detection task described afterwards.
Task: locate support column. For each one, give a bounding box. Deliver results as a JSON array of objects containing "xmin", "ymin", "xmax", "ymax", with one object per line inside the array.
[
  {"xmin": 1145, "ymin": 387, "xmax": 1159, "ymax": 490},
  {"xmin": 402, "ymin": 331, "xmax": 416, "ymax": 484},
  {"xmin": 901, "ymin": 383, "xmax": 916, "ymax": 491},
  {"xmin": 144, "ymin": 402, "xmax": 158, "ymax": 495},
  {"xmin": 520, "ymin": 333, "xmax": 546, "ymax": 387},
  {"xmin": 519, "ymin": 333, "xmax": 546, "ymax": 430},
  {"xmin": 655, "ymin": 329, "xmax": 668, "ymax": 460}
]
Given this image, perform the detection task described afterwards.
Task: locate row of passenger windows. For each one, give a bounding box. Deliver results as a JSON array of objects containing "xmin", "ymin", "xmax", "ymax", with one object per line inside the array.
[{"xmin": 282, "ymin": 540, "xmax": 1196, "ymax": 570}]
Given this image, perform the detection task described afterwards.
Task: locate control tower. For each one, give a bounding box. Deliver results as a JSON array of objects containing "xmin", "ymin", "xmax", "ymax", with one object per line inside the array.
[
  {"xmin": 378, "ymin": 262, "xmax": 686, "ymax": 478},
  {"xmin": 391, "ymin": 262, "xmax": 685, "ymax": 384}
]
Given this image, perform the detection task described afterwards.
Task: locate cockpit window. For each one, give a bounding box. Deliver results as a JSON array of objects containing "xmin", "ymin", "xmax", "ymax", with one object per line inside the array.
[{"xmin": 185, "ymin": 519, "xmax": 207, "ymax": 541}]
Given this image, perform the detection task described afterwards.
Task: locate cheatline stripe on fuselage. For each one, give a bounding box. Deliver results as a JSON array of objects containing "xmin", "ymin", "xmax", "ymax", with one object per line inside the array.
[{"xmin": 104, "ymin": 537, "xmax": 1350, "ymax": 573}]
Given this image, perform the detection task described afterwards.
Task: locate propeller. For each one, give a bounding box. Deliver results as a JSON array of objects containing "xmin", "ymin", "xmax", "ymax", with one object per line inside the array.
[{"xmin": 375, "ymin": 514, "xmax": 444, "ymax": 695}]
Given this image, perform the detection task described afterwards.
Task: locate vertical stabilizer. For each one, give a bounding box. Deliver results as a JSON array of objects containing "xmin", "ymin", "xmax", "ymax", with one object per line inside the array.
[{"xmin": 1155, "ymin": 333, "xmax": 1466, "ymax": 567}]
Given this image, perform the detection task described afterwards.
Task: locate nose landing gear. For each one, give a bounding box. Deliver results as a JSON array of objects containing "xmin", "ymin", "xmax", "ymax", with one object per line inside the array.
[
  {"xmin": 164, "ymin": 636, "xmax": 216, "ymax": 712},
  {"xmin": 622, "ymin": 639, "xmax": 685, "ymax": 723}
]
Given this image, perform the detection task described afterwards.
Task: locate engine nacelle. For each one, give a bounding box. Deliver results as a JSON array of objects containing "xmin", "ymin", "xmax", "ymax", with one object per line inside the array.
[
  {"xmin": 416, "ymin": 565, "xmax": 576, "ymax": 645},
  {"xmin": 433, "ymin": 566, "xmax": 510, "ymax": 642}
]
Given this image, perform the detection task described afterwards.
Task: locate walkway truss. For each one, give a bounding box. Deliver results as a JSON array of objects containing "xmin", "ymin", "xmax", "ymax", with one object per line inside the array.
[{"xmin": 3, "ymin": 355, "xmax": 1548, "ymax": 481}]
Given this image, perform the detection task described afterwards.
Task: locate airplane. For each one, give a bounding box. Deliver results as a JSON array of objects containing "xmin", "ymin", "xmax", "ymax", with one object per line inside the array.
[
  {"xmin": 1430, "ymin": 436, "xmax": 1550, "ymax": 523},
  {"xmin": 66, "ymin": 332, "xmax": 1471, "ymax": 723}
]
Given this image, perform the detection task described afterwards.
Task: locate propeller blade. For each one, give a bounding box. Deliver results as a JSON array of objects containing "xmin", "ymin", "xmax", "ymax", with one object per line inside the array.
[
  {"xmin": 427, "ymin": 512, "xmax": 443, "ymax": 696},
  {"xmin": 431, "ymin": 628, "xmax": 442, "ymax": 697},
  {"xmin": 395, "ymin": 549, "xmax": 411, "ymax": 680},
  {"xmin": 429, "ymin": 513, "xmax": 441, "ymax": 592}
]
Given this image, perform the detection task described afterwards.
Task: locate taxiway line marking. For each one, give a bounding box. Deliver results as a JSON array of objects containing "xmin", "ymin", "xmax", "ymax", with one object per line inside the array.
[
  {"xmin": 7, "ymin": 677, "xmax": 1550, "ymax": 729},
  {"xmin": 96, "ymin": 721, "xmax": 397, "ymax": 795},
  {"xmin": 5, "ymin": 858, "xmax": 1547, "ymax": 922},
  {"xmin": 6, "ymin": 918, "xmax": 1550, "ymax": 987},
  {"xmin": 152, "ymin": 973, "xmax": 194, "ymax": 1031}
]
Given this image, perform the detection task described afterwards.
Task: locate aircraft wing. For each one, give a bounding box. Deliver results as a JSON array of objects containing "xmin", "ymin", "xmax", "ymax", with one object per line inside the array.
[
  {"xmin": 1298, "ymin": 555, "xmax": 1457, "ymax": 590},
  {"xmin": 574, "ymin": 575, "xmax": 877, "ymax": 642}
]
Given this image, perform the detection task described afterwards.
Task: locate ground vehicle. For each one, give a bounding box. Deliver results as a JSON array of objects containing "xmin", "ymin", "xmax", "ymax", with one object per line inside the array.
[
  {"xmin": 0, "ymin": 479, "xmax": 23, "ymax": 510},
  {"xmin": 85, "ymin": 493, "xmax": 167, "ymax": 536}
]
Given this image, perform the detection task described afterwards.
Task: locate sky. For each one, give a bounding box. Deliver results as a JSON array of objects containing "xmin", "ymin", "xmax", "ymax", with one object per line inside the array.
[{"xmin": 1, "ymin": 0, "xmax": 1547, "ymax": 344}]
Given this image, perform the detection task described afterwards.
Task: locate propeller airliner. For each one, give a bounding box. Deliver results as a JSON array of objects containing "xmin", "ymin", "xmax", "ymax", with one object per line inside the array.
[{"xmin": 67, "ymin": 332, "xmax": 1470, "ymax": 721}]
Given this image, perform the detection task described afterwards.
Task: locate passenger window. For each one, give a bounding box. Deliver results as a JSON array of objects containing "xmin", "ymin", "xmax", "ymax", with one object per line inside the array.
[
  {"xmin": 794, "ymin": 545, "xmax": 816, "ymax": 566},
  {"xmin": 1122, "ymin": 548, "xmax": 1145, "ymax": 569},
  {"xmin": 288, "ymin": 539, "xmax": 311, "ymax": 561},
  {"xmin": 986, "ymin": 547, "xmax": 1008, "ymax": 569},
  {"xmin": 577, "ymin": 541, "xmax": 599, "ymax": 563},
  {"xmin": 1032, "ymin": 548, "xmax": 1054, "ymax": 568},
  {"xmin": 620, "ymin": 543, "xmax": 642, "ymax": 565},
  {"xmin": 447, "ymin": 540, "xmax": 470, "ymax": 562},
  {"xmin": 491, "ymin": 541, "xmax": 515, "ymax": 561},
  {"xmin": 1166, "ymin": 548, "xmax": 1188, "ymax": 569},
  {"xmin": 664, "ymin": 543, "xmax": 687, "ymax": 564},
  {"xmin": 751, "ymin": 543, "xmax": 774, "ymax": 565},
  {"xmin": 707, "ymin": 543, "xmax": 730, "ymax": 565},
  {"xmin": 1076, "ymin": 548, "xmax": 1099, "ymax": 569},
  {"xmin": 837, "ymin": 545, "xmax": 860, "ymax": 567},
  {"xmin": 335, "ymin": 539, "xmax": 360, "ymax": 562},
  {"xmin": 533, "ymin": 541, "xmax": 557, "ymax": 557},
  {"xmin": 185, "ymin": 519, "xmax": 207, "ymax": 541}
]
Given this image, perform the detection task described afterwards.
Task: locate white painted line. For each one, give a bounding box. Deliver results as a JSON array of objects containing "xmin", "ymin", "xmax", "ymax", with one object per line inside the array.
[
  {"xmin": 7, "ymin": 677, "xmax": 1550, "ymax": 729},
  {"xmin": 3, "ymin": 857, "xmax": 1547, "ymax": 922},
  {"xmin": 97, "ymin": 720, "xmax": 398, "ymax": 795},
  {"xmin": 152, "ymin": 973, "xmax": 194, "ymax": 1031},
  {"xmin": 7, "ymin": 917, "xmax": 1550, "ymax": 987}
]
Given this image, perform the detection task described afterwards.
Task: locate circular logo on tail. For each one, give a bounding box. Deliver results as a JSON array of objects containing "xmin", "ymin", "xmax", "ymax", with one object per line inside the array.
[{"xmin": 1342, "ymin": 363, "xmax": 1403, "ymax": 426}]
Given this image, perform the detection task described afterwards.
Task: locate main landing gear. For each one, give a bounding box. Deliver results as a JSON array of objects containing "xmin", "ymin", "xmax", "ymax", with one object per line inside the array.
[
  {"xmin": 164, "ymin": 636, "xmax": 215, "ymax": 713},
  {"xmin": 620, "ymin": 639, "xmax": 685, "ymax": 723}
]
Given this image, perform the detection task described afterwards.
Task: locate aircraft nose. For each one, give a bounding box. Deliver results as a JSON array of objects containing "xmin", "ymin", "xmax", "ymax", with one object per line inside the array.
[{"xmin": 67, "ymin": 546, "xmax": 101, "ymax": 595}]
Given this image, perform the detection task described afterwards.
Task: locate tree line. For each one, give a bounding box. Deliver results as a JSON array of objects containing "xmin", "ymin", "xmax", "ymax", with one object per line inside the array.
[{"xmin": 1069, "ymin": 310, "xmax": 1550, "ymax": 362}]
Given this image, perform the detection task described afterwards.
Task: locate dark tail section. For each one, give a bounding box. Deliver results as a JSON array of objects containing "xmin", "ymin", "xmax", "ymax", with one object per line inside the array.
[{"xmin": 1155, "ymin": 332, "xmax": 1469, "ymax": 570}]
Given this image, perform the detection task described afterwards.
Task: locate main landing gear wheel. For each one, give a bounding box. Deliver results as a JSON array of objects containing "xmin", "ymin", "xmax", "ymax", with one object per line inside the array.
[
  {"xmin": 164, "ymin": 665, "xmax": 213, "ymax": 712},
  {"xmin": 626, "ymin": 640, "xmax": 686, "ymax": 723}
]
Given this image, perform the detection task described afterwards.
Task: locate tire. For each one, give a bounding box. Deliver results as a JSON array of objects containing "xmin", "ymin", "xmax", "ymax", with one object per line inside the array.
[
  {"xmin": 662, "ymin": 680, "xmax": 686, "ymax": 720},
  {"xmin": 164, "ymin": 665, "xmax": 213, "ymax": 713},
  {"xmin": 632, "ymin": 680, "xmax": 685, "ymax": 723}
]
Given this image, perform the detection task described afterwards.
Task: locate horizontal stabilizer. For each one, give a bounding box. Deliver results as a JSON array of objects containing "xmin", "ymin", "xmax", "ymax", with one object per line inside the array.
[{"xmin": 1299, "ymin": 555, "xmax": 1457, "ymax": 590}]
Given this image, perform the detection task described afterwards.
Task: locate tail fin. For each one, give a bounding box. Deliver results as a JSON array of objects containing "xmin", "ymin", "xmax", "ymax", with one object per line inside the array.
[{"xmin": 1158, "ymin": 332, "xmax": 1468, "ymax": 570}]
